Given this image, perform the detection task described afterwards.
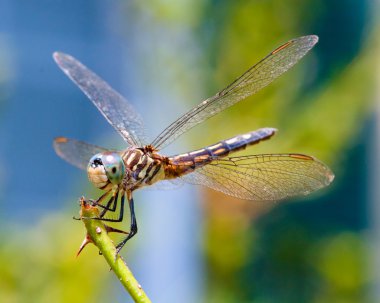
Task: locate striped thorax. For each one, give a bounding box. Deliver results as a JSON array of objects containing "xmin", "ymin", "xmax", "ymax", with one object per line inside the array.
[{"xmin": 121, "ymin": 147, "xmax": 166, "ymax": 189}]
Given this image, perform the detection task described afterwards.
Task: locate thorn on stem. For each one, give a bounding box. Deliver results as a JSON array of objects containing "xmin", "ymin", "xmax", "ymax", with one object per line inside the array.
[{"xmin": 76, "ymin": 233, "xmax": 93, "ymax": 257}]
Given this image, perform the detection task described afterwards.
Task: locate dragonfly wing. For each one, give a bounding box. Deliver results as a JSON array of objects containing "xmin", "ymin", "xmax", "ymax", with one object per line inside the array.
[
  {"xmin": 181, "ymin": 153, "xmax": 334, "ymax": 201},
  {"xmin": 53, "ymin": 52, "xmax": 147, "ymax": 147},
  {"xmin": 54, "ymin": 137, "xmax": 110, "ymax": 170},
  {"xmin": 144, "ymin": 179, "xmax": 184, "ymax": 191},
  {"xmin": 151, "ymin": 35, "xmax": 318, "ymax": 150}
]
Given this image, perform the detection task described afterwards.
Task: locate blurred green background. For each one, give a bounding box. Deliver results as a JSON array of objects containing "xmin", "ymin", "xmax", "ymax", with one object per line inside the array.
[{"xmin": 0, "ymin": 0, "xmax": 379, "ymax": 302}]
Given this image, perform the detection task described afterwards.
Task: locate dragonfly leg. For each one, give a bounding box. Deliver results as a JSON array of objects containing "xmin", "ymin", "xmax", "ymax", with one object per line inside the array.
[
  {"xmin": 115, "ymin": 194, "xmax": 138, "ymax": 254},
  {"xmin": 99, "ymin": 191, "xmax": 119, "ymax": 218},
  {"xmin": 89, "ymin": 191, "xmax": 108, "ymax": 206},
  {"xmin": 87, "ymin": 197, "xmax": 124, "ymax": 222},
  {"xmin": 79, "ymin": 191, "xmax": 125, "ymax": 223},
  {"xmin": 89, "ymin": 190, "xmax": 114, "ymax": 210}
]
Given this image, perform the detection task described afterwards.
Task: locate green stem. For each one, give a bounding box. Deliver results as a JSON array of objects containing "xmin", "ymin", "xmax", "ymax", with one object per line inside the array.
[{"xmin": 79, "ymin": 199, "xmax": 152, "ymax": 303}]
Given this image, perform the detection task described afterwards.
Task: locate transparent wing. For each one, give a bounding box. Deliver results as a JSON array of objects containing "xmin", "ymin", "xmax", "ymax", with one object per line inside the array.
[
  {"xmin": 53, "ymin": 137, "xmax": 111, "ymax": 170},
  {"xmin": 144, "ymin": 179, "xmax": 184, "ymax": 191},
  {"xmin": 53, "ymin": 52, "xmax": 147, "ymax": 147},
  {"xmin": 151, "ymin": 35, "xmax": 318, "ymax": 150},
  {"xmin": 181, "ymin": 153, "xmax": 334, "ymax": 201}
]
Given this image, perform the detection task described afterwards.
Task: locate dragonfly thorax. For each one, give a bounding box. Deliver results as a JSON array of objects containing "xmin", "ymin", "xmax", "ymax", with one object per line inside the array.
[
  {"xmin": 87, "ymin": 152, "xmax": 125, "ymax": 189},
  {"xmin": 121, "ymin": 147, "xmax": 166, "ymax": 189}
]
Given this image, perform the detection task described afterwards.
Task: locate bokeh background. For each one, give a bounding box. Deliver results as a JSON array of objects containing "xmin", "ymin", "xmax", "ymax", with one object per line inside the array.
[{"xmin": 0, "ymin": 0, "xmax": 379, "ymax": 302}]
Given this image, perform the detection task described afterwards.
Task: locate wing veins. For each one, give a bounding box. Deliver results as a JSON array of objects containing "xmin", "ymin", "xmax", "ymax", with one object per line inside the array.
[
  {"xmin": 53, "ymin": 52, "xmax": 147, "ymax": 147},
  {"xmin": 151, "ymin": 36, "xmax": 318, "ymax": 149},
  {"xmin": 182, "ymin": 152, "xmax": 333, "ymax": 201}
]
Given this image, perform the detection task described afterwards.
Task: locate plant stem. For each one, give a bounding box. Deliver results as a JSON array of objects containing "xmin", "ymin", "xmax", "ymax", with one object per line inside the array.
[{"xmin": 79, "ymin": 198, "xmax": 152, "ymax": 303}]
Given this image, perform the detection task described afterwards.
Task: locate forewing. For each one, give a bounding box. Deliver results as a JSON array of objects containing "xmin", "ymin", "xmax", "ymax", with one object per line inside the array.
[
  {"xmin": 181, "ymin": 154, "xmax": 334, "ymax": 201},
  {"xmin": 53, "ymin": 52, "xmax": 146, "ymax": 147},
  {"xmin": 151, "ymin": 35, "xmax": 318, "ymax": 150},
  {"xmin": 53, "ymin": 137, "xmax": 110, "ymax": 170}
]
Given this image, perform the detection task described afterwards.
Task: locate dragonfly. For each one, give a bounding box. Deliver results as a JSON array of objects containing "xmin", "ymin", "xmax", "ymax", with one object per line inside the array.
[{"xmin": 53, "ymin": 35, "xmax": 334, "ymax": 254}]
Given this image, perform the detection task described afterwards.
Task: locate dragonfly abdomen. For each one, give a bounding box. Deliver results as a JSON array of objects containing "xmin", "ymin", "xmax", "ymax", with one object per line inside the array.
[
  {"xmin": 218, "ymin": 127, "xmax": 277, "ymax": 155},
  {"xmin": 166, "ymin": 127, "xmax": 277, "ymax": 177}
]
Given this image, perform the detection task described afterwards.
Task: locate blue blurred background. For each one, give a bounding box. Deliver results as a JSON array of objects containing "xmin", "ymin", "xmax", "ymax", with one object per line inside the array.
[{"xmin": 0, "ymin": 0, "xmax": 379, "ymax": 302}]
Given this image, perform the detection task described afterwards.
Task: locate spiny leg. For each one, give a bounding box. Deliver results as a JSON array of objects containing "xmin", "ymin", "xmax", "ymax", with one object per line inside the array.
[
  {"xmin": 116, "ymin": 193, "xmax": 138, "ymax": 254},
  {"xmin": 79, "ymin": 191, "xmax": 125, "ymax": 223},
  {"xmin": 89, "ymin": 190, "xmax": 115, "ymax": 210},
  {"xmin": 91, "ymin": 192, "xmax": 125, "ymax": 222},
  {"xmin": 88, "ymin": 190, "xmax": 109, "ymax": 206},
  {"xmin": 99, "ymin": 191, "xmax": 119, "ymax": 218}
]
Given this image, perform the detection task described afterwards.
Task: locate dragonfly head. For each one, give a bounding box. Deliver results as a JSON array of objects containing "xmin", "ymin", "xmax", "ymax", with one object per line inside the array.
[{"xmin": 87, "ymin": 152, "xmax": 125, "ymax": 189}]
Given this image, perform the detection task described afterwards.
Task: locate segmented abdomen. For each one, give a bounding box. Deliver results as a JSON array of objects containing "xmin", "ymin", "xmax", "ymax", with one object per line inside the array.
[{"xmin": 165, "ymin": 127, "xmax": 276, "ymax": 178}]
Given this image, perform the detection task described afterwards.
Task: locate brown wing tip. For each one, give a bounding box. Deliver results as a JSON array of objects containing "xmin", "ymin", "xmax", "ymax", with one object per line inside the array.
[
  {"xmin": 54, "ymin": 137, "xmax": 68, "ymax": 144},
  {"xmin": 271, "ymin": 41, "xmax": 293, "ymax": 54},
  {"xmin": 289, "ymin": 153, "xmax": 314, "ymax": 160},
  {"xmin": 290, "ymin": 153, "xmax": 335, "ymax": 185},
  {"xmin": 53, "ymin": 137, "xmax": 68, "ymax": 156},
  {"xmin": 272, "ymin": 35, "xmax": 319, "ymax": 55}
]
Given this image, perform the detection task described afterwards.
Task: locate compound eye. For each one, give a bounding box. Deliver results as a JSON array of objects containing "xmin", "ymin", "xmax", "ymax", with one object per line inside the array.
[
  {"xmin": 102, "ymin": 152, "xmax": 125, "ymax": 185},
  {"xmin": 87, "ymin": 153, "xmax": 108, "ymax": 189},
  {"xmin": 90, "ymin": 157, "xmax": 103, "ymax": 168}
]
